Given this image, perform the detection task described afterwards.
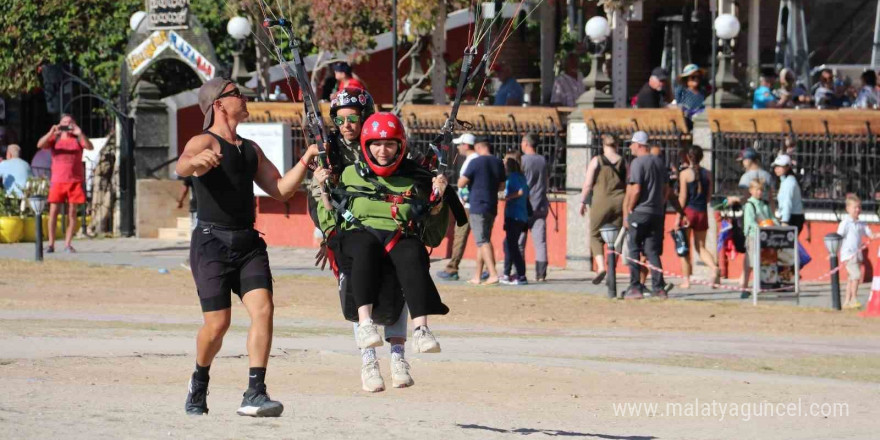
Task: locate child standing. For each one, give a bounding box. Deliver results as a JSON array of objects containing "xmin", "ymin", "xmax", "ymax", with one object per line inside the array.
[
  {"xmin": 501, "ymin": 154, "xmax": 529, "ymax": 285},
  {"xmin": 740, "ymin": 178, "xmax": 776, "ymax": 298},
  {"xmin": 837, "ymin": 194, "xmax": 874, "ymax": 309}
]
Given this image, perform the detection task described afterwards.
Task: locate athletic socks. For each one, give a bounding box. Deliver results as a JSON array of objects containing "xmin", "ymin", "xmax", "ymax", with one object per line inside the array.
[
  {"xmin": 390, "ymin": 344, "xmax": 405, "ymax": 362},
  {"xmin": 361, "ymin": 347, "xmax": 377, "ymax": 364},
  {"xmin": 193, "ymin": 363, "xmax": 211, "ymax": 382},
  {"xmin": 248, "ymin": 367, "xmax": 267, "ymax": 389}
]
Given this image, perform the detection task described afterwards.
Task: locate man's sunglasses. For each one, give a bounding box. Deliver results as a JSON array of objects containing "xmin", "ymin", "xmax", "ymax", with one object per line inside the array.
[
  {"xmin": 217, "ymin": 88, "xmax": 243, "ymax": 99},
  {"xmin": 333, "ymin": 114, "xmax": 361, "ymax": 126}
]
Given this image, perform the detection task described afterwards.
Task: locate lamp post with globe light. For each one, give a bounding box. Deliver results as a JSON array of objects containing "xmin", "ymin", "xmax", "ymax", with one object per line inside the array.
[
  {"xmin": 575, "ymin": 16, "xmax": 614, "ymax": 109},
  {"xmin": 708, "ymin": 13, "xmax": 744, "ymax": 108},
  {"xmin": 227, "ymin": 16, "xmax": 257, "ymax": 98}
]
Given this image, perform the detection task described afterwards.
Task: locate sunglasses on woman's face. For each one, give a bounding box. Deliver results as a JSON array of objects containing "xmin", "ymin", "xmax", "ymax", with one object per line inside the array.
[
  {"xmin": 217, "ymin": 88, "xmax": 243, "ymax": 99},
  {"xmin": 333, "ymin": 114, "xmax": 361, "ymax": 126}
]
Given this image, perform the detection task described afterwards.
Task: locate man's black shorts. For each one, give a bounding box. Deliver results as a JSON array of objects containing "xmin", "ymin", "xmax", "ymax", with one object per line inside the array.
[{"xmin": 190, "ymin": 224, "xmax": 273, "ymax": 312}]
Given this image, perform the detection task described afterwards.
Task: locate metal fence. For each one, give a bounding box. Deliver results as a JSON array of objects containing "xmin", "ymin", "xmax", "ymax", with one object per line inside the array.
[
  {"xmin": 712, "ymin": 130, "xmax": 880, "ymax": 212},
  {"xmin": 402, "ymin": 112, "xmax": 567, "ymax": 192},
  {"xmin": 585, "ymin": 119, "xmax": 693, "ymax": 166}
]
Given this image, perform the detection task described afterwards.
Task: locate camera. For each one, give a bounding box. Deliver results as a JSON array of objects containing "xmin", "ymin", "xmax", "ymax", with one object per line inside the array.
[{"xmin": 58, "ymin": 125, "xmax": 72, "ymax": 132}]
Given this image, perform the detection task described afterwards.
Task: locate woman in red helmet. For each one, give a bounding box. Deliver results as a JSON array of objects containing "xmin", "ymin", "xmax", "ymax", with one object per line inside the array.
[{"xmin": 314, "ymin": 112, "xmax": 450, "ymax": 362}]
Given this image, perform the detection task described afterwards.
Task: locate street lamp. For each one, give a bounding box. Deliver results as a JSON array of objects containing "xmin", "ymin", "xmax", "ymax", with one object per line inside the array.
[
  {"xmin": 824, "ymin": 233, "xmax": 843, "ymax": 310},
  {"xmin": 130, "ymin": 11, "xmax": 147, "ymax": 32},
  {"xmin": 600, "ymin": 224, "xmax": 620, "ymax": 299},
  {"xmin": 28, "ymin": 196, "xmax": 47, "ymax": 262},
  {"xmin": 575, "ymin": 16, "xmax": 614, "ymax": 109},
  {"xmin": 708, "ymin": 13, "xmax": 744, "ymax": 108},
  {"xmin": 227, "ymin": 16, "xmax": 256, "ymax": 97}
]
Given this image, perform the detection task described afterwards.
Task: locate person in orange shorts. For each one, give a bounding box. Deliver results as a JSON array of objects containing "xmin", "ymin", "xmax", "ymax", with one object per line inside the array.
[{"xmin": 36, "ymin": 114, "xmax": 93, "ymax": 253}]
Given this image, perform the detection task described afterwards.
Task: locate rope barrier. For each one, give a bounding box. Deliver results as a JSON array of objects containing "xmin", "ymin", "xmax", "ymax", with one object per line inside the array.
[{"xmin": 607, "ymin": 235, "xmax": 876, "ymax": 294}]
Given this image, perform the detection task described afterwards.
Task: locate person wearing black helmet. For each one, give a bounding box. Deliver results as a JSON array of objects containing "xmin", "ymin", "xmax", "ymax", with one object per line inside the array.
[
  {"xmin": 307, "ymin": 89, "xmax": 414, "ymax": 393},
  {"xmin": 313, "ymin": 112, "xmax": 451, "ymax": 391}
]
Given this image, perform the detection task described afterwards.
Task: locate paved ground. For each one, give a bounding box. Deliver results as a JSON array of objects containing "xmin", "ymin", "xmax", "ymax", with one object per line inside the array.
[
  {"xmin": 0, "ymin": 237, "xmax": 851, "ymax": 309},
  {"xmin": 2, "ymin": 238, "xmax": 879, "ymax": 439}
]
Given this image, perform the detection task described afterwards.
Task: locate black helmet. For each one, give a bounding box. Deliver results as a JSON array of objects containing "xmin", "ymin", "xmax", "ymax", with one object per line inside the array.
[{"xmin": 330, "ymin": 87, "xmax": 376, "ymax": 120}]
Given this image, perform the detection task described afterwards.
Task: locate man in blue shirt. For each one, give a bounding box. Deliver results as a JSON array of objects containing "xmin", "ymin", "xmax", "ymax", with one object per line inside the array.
[
  {"xmin": 0, "ymin": 144, "xmax": 32, "ymax": 197},
  {"xmin": 459, "ymin": 136, "xmax": 506, "ymax": 284},
  {"xmin": 491, "ymin": 63, "xmax": 524, "ymax": 106},
  {"xmin": 753, "ymin": 70, "xmax": 778, "ymax": 109}
]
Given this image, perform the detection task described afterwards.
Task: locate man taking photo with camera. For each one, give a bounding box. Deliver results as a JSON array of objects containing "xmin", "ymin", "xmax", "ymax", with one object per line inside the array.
[{"xmin": 37, "ymin": 114, "xmax": 93, "ymax": 253}]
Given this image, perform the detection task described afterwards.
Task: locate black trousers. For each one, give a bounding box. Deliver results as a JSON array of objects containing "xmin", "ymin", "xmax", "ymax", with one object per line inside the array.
[
  {"xmin": 788, "ymin": 214, "xmax": 805, "ymax": 236},
  {"xmin": 503, "ymin": 218, "xmax": 527, "ymax": 277},
  {"xmin": 339, "ymin": 229, "xmax": 449, "ymax": 318},
  {"xmin": 627, "ymin": 211, "xmax": 666, "ymax": 293}
]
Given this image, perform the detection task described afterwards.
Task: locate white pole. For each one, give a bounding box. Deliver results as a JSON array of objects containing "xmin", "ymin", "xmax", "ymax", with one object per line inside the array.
[{"xmin": 873, "ymin": 0, "xmax": 880, "ymax": 66}]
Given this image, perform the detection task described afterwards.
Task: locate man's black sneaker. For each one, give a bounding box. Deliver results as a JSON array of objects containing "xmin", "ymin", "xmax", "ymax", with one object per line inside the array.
[
  {"xmin": 236, "ymin": 383, "xmax": 284, "ymax": 417},
  {"xmin": 185, "ymin": 377, "xmax": 209, "ymax": 415}
]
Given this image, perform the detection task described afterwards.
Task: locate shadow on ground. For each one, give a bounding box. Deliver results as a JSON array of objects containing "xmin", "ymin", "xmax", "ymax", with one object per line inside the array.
[{"xmin": 457, "ymin": 424, "xmax": 656, "ymax": 439}]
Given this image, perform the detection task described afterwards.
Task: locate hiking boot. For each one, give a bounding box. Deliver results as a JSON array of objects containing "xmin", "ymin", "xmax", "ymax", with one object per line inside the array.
[
  {"xmin": 361, "ymin": 360, "xmax": 385, "ymax": 392},
  {"xmin": 185, "ymin": 377, "xmax": 209, "ymax": 415},
  {"xmin": 436, "ymin": 271, "xmax": 459, "ymax": 281},
  {"xmin": 412, "ymin": 326, "xmax": 441, "ymax": 353},
  {"xmin": 356, "ymin": 323, "xmax": 383, "ymax": 349},
  {"xmin": 236, "ymin": 383, "xmax": 284, "ymax": 417},
  {"xmin": 390, "ymin": 357, "xmax": 414, "ymax": 388}
]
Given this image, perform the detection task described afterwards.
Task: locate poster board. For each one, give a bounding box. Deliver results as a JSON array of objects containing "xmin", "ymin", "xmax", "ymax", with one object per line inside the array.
[
  {"xmin": 752, "ymin": 226, "xmax": 800, "ymax": 305},
  {"xmin": 236, "ymin": 123, "xmax": 292, "ymax": 197}
]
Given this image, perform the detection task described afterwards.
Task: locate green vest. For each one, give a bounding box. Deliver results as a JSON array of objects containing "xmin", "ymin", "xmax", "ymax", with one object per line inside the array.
[{"xmin": 318, "ymin": 165, "xmax": 449, "ymax": 247}]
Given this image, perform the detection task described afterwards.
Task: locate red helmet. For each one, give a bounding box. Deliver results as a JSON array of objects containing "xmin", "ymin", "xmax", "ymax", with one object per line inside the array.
[{"xmin": 360, "ymin": 112, "xmax": 407, "ymax": 177}]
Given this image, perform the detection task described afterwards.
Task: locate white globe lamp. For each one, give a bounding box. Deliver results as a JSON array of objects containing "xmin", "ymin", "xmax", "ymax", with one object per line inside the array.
[
  {"xmin": 227, "ymin": 16, "xmax": 252, "ymax": 40},
  {"xmin": 129, "ymin": 11, "xmax": 147, "ymax": 32},
  {"xmin": 714, "ymin": 13, "xmax": 741, "ymax": 40},
  {"xmin": 585, "ymin": 16, "xmax": 610, "ymax": 44}
]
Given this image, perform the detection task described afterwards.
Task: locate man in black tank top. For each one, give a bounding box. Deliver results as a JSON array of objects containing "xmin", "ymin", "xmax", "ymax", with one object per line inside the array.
[{"xmin": 176, "ymin": 77, "xmax": 320, "ymax": 417}]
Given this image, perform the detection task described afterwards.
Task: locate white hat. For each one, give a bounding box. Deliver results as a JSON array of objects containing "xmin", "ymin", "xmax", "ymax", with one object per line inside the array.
[
  {"xmin": 631, "ymin": 131, "xmax": 649, "ymax": 145},
  {"xmin": 771, "ymin": 154, "xmax": 792, "ymax": 167},
  {"xmin": 453, "ymin": 133, "xmax": 476, "ymax": 145}
]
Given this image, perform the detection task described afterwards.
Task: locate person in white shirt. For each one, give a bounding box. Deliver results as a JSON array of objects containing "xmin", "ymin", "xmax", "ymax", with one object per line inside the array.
[{"xmin": 837, "ymin": 194, "xmax": 874, "ymax": 309}]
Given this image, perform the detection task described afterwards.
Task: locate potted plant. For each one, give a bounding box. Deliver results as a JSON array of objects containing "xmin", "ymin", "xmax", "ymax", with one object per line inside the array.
[
  {"xmin": 21, "ymin": 178, "xmax": 50, "ymax": 242},
  {"xmin": 0, "ymin": 186, "xmax": 24, "ymax": 243}
]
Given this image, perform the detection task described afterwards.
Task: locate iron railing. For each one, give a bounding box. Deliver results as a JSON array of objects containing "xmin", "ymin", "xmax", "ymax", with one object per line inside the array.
[
  {"xmin": 712, "ymin": 130, "xmax": 880, "ymax": 212},
  {"xmin": 403, "ymin": 111, "xmax": 567, "ymax": 191},
  {"xmin": 585, "ymin": 119, "xmax": 693, "ymax": 167}
]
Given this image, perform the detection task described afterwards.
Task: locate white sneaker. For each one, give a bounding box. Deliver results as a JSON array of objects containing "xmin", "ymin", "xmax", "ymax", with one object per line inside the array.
[
  {"xmin": 412, "ymin": 326, "xmax": 441, "ymax": 353},
  {"xmin": 361, "ymin": 360, "xmax": 385, "ymax": 392},
  {"xmin": 356, "ymin": 323, "xmax": 383, "ymax": 349},
  {"xmin": 390, "ymin": 357, "xmax": 414, "ymax": 388}
]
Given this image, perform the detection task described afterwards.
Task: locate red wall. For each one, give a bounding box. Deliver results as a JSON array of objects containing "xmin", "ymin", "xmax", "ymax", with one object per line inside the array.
[{"xmin": 177, "ymin": 105, "xmax": 205, "ymax": 156}]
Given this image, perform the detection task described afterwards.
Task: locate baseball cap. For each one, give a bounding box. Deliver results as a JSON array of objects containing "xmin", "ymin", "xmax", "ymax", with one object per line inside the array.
[
  {"xmin": 198, "ymin": 77, "xmax": 234, "ymax": 130},
  {"xmin": 771, "ymin": 154, "xmax": 792, "ymax": 167},
  {"xmin": 651, "ymin": 67, "xmax": 669, "ymax": 81},
  {"xmin": 453, "ymin": 133, "xmax": 476, "ymax": 145},
  {"xmin": 630, "ymin": 131, "xmax": 649, "ymax": 145},
  {"xmin": 736, "ymin": 147, "xmax": 759, "ymax": 161}
]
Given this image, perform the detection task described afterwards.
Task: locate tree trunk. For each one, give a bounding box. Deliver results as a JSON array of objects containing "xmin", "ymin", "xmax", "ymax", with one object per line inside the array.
[
  {"xmin": 539, "ymin": 0, "xmax": 556, "ymax": 106},
  {"xmin": 431, "ymin": 0, "xmax": 448, "ymax": 105}
]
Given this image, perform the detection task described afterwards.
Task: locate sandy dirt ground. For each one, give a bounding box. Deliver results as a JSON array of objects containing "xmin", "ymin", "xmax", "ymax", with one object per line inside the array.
[{"xmin": 1, "ymin": 259, "xmax": 880, "ymax": 440}]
